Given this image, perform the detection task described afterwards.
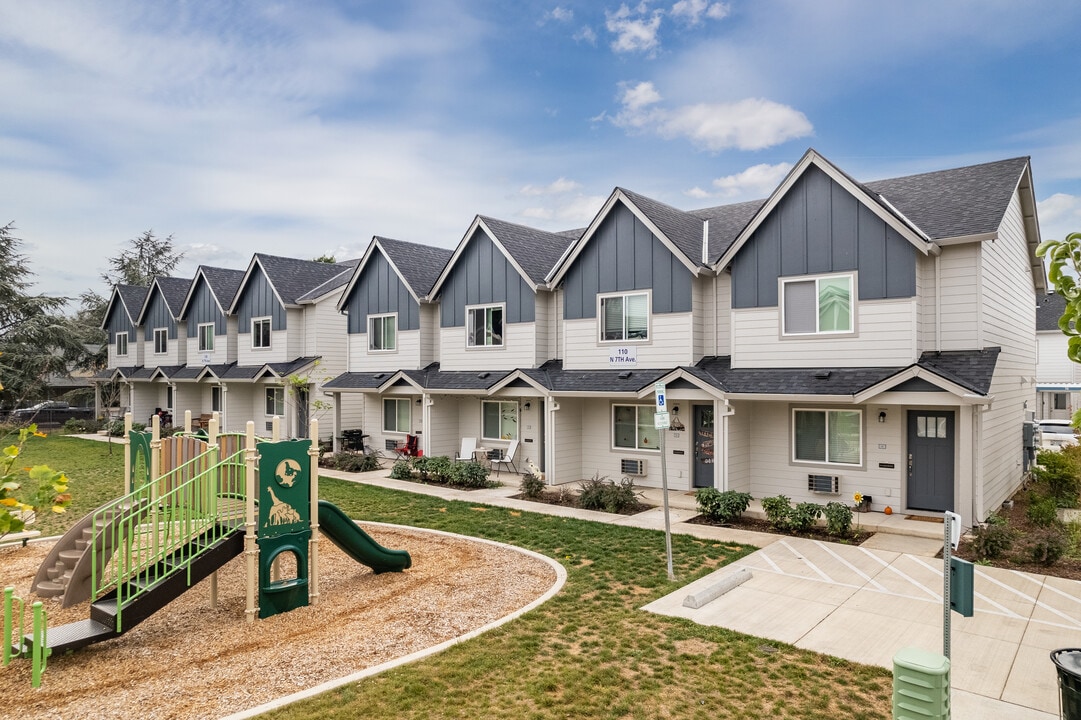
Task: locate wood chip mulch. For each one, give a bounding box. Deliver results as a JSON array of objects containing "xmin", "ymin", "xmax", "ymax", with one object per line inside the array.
[{"xmin": 1, "ymin": 525, "xmax": 557, "ymax": 720}]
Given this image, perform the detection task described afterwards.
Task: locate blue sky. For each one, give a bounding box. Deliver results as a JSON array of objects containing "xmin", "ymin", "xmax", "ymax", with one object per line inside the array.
[{"xmin": 4, "ymin": 0, "xmax": 1081, "ymax": 299}]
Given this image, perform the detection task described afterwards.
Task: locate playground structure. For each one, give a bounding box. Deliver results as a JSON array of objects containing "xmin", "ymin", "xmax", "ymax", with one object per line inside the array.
[{"xmin": 3, "ymin": 411, "xmax": 410, "ymax": 682}]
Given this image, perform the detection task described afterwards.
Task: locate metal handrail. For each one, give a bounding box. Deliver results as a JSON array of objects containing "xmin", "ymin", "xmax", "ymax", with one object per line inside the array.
[{"xmin": 89, "ymin": 445, "xmax": 247, "ymax": 632}]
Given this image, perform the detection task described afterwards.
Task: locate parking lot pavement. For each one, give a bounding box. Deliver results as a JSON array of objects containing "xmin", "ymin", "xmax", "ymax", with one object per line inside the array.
[{"xmin": 643, "ymin": 537, "xmax": 1081, "ymax": 719}]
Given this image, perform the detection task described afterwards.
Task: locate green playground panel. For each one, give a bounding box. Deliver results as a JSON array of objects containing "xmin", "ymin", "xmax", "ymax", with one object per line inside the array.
[
  {"xmin": 257, "ymin": 532, "xmax": 311, "ymax": 619},
  {"xmin": 257, "ymin": 439, "xmax": 311, "ymax": 537}
]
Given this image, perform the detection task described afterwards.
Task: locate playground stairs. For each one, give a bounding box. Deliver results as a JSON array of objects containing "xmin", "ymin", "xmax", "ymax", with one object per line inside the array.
[{"xmin": 25, "ymin": 524, "xmax": 245, "ymax": 654}]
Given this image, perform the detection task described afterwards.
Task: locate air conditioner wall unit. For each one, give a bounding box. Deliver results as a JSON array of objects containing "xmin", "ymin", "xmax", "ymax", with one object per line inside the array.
[
  {"xmin": 807, "ymin": 474, "xmax": 840, "ymax": 494},
  {"xmin": 621, "ymin": 458, "xmax": 646, "ymax": 476}
]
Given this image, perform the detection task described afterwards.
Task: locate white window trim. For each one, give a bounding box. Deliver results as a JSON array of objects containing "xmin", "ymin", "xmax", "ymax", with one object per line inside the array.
[
  {"xmin": 790, "ymin": 407, "xmax": 864, "ymax": 467},
  {"xmin": 153, "ymin": 328, "xmax": 168, "ymax": 355},
  {"xmin": 481, "ymin": 400, "xmax": 519, "ymax": 441},
  {"xmin": 382, "ymin": 397, "xmax": 412, "ymax": 434},
  {"xmin": 611, "ymin": 403, "xmax": 661, "ymax": 453},
  {"xmin": 367, "ymin": 312, "xmax": 398, "ymax": 353},
  {"xmin": 115, "ymin": 331, "xmax": 129, "ymax": 357},
  {"xmin": 251, "ymin": 317, "xmax": 272, "ymax": 350},
  {"xmin": 211, "ymin": 385, "xmax": 222, "ymax": 413},
  {"xmin": 198, "ymin": 322, "xmax": 215, "ymax": 352},
  {"xmin": 780, "ymin": 273, "xmax": 856, "ymax": 337},
  {"xmin": 465, "ymin": 303, "xmax": 506, "ymax": 350},
  {"xmin": 265, "ymin": 387, "xmax": 285, "ymax": 417},
  {"xmin": 597, "ymin": 290, "xmax": 651, "ymax": 344}
]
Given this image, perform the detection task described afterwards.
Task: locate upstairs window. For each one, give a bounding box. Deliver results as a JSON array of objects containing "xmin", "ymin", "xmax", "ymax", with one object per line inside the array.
[
  {"xmin": 252, "ymin": 317, "xmax": 271, "ymax": 349},
  {"xmin": 600, "ymin": 292, "xmax": 649, "ymax": 341},
  {"xmin": 782, "ymin": 275, "xmax": 853, "ymax": 335},
  {"xmin": 369, "ymin": 314, "xmax": 397, "ymax": 351},
  {"xmin": 467, "ymin": 305, "xmax": 503, "ymax": 348},
  {"xmin": 153, "ymin": 328, "xmax": 168, "ymax": 354},
  {"xmin": 793, "ymin": 409, "xmax": 862, "ymax": 466},
  {"xmin": 198, "ymin": 323, "xmax": 215, "ymax": 352},
  {"xmin": 482, "ymin": 401, "xmax": 518, "ymax": 440},
  {"xmin": 116, "ymin": 332, "xmax": 128, "ymax": 357}
]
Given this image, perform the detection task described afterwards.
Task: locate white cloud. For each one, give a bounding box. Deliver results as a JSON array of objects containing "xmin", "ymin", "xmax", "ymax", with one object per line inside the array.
[
  {"xmin": 611, "ymin": 81, "xmax": 812, "ymax": 151},
  {"xmin": 1038, "ymin": 193, "xmax": 1081, "ymax": 243},
  {"xmin": 606, "ymin": 3, "xmax": 663, "ymax": 55},
  {"xmin": 518, "ymin": 194, "xmax": 606, "ymax": 226},
  {"xmin": 670, "ymin": 0, "xmax": 729, "ymax": 25},
  {"xmin": 684, "ymin": 186, "xmax": 711, "ymax": 199},
  {"xmin": 519, "ymin": 178, "xmax": 583, "ymax": 196},
  {"xmin": 573, "ymin": 25, "xmax": 598, "ymax": 44},
  {"xmin": 547, "ymin": 7, "xmax": 574, "ymax": 23},
  {"xmin": 709, "ymin": 162, "xmax": 791, "ymax": 198}
]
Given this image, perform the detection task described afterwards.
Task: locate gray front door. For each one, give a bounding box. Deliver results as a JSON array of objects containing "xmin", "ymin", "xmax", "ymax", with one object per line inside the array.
[
  {"xmin": 907, "ymin": 410, "xmax": 955, "ymax": 512},
  {"xmin": 693, "ymin": 405, "xmax": 715, "ymax": 488}
]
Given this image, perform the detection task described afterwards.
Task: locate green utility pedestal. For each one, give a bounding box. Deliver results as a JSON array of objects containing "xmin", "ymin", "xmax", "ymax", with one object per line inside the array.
[{"xmin": 893, "ymin": 647, "xmax": 950, "ymax": 719}]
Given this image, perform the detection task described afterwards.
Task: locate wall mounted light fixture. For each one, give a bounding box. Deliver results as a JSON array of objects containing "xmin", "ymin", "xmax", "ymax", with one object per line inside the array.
[
  {"xmin": 523, "ymin": 401, "xmax": 532, "ymax": 410},
  {"xmin": 878, "ymin": 410, "xmax": 887, "ymax": 423}
]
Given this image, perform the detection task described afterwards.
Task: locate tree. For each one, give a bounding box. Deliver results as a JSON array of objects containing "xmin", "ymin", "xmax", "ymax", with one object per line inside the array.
[
  {"xmin": 1037, "ymin": 232, "xmax": 1081, "ymax": 363},
  {"xmin": 0, "ymin": 223, "xmax": 84, "ymax": 408},
  {"xmin": 0, "ymin": 424, "xmax": 72, "ymax": 540},
  {"xmin": 102, "ymin": 229, "xmax": 183, "ymax": 287},
  {"xmin": 312, "ymin": 254, "xmax": 336, "ymax": 263}
]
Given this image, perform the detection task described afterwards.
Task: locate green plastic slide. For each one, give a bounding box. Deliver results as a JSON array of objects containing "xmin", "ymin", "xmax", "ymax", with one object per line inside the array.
[{"xmin": 317, "ymin": 500, "xmax": 411, "ymax": 573}]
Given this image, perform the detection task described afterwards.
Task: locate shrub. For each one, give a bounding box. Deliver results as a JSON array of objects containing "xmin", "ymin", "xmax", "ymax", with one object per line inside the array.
[
  {"xmin": 450, "ymin": 461, "xmax": 496, "ymax": 489},
  {"xmin": 332, "ymin": 452, "xmax": 381, "ymax": 473},
  {"xmin": 971, "ymin": 513, "xmax": 1014, "ymax": 560},
  {"xmin": 695, "ymin": 488, "xmax": 752, "ymax": 523},
  {"xmin": 388, "ymin": 461, "xmax": 413, "ymax": 480},
  {"xmin": 760, "ymin": 495, "xmax": 792, "ymax": 530},
  {"xmin": 1030, "ymin": 530, "xmax": 1067, "ymax": 566},
  {"xmin": 519, "ymin": 472, "xmax": 545, "ymax": 500},
  {"xmin": 1027, "ymin": 494, "xmax": 1060, "ymax": 528},
  {"xmin": 63, "ymin": 417, "xmax": 102, "ymax": 433},
  {"xmin": 788, "ymin": 502, "xmax": 823, "ymax": 533},
  {"xmin": 107, "ymin": 420, "xmax": 145, "ymax": 436},
  {"xmin": 1033, "ymin": 448, "xmax": 1081, "ymax": 508},
  {"xmin": 577, "ymin": 474, "xmax": 642, "ymax": 514},
  {"xmin": 424, "ymin": 456, "xmax": 454, "ymax": 483},
  {"xmin": 824, "ymin": 501, "xmax": 853, "ymax": 536}
]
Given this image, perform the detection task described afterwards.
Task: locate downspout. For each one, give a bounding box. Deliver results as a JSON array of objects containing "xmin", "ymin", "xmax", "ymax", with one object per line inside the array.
[
  {"xmin": 718, "ymin": 398, "xmax": 735, "ymax": 491},
  {"xmin": 422, "ymin": 394, "xmax": 433, "ymax": 457},
  {"xmin": 973, "ymin": 404, "xmax": 984, "ymax": 524},
  {"xmin": 935, "ymin": 253, "xmax": 942, "ymax": 352},
  {"xmin": 545, "ymin": 397, "xmax": 560, "ymax": 486},
  {"xmin": 333, "ymin": 393, "xmax": 342, "ymax": 453}
]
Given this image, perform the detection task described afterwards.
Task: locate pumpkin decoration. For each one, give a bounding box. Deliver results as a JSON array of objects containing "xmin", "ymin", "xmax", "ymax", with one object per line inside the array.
[{"xmin": 884, "ymin": 506, "xmax": 893, "ymax": 515}]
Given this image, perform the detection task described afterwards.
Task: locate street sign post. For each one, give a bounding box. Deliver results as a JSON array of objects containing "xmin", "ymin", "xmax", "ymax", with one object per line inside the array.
[{"xmin": 654, "ymin": 382, "xmax": 674, "ymax": 580}]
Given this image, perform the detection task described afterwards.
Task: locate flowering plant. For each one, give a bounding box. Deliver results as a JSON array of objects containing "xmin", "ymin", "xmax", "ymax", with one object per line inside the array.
[{"xmin": 853, "ymin": 492, "xmax": 864, "ymax": 505}]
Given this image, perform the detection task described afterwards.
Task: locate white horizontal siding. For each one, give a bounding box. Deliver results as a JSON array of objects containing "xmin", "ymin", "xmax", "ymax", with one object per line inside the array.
[
  {"xmin": 287, "ymin": 308, "xmax": 305, "ymax": 359},
  {"xmin": 562, "ymin": 312, "xmax": 694, "ymax": 370},
  {"xmin": 348, "ymin": 330, "xmax": 422, "ymax": 371},
  {"xmin": 237, "ymin": 330, "xmax": 288, "ymax": 365},
  {"xmin": 1037, "ymin": 333, "xmax": 1081, "ymax": 383},
  {"xmin": 420, "ymin": 304, "xmax": 439, "ymax": 366},
  {"xmin": 185, "ymin": 338, "xmax": 229, "ymax": 366},
  {"xmin": 731, "ymin": 299, "xmax": 918, "ymax": 368},
  {"xmin": 716, "ymin": 273, "xmax": 732, "ymax": 358},
  {"xmin": 438, "ymin": 323, "xmax": 538, "ymax": 371},
  {"xmin": 937, "ymin": 244, "xmax": 980, "ymax": 351}
]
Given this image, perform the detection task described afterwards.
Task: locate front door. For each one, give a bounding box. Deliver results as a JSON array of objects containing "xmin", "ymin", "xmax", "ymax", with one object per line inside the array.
[
  {"xmin": 907, "ymin": 410, "xmax": 955, "ymax": 512},
  {"xmin": 693, "ymin": 405, "xmax": 715, "ymax": 488}
]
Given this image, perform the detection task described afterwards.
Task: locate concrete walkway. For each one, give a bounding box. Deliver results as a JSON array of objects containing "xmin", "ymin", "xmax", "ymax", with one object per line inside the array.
[{"xmin": 63, "ymin": 435, "xmax": 1078, "ymax": 717}]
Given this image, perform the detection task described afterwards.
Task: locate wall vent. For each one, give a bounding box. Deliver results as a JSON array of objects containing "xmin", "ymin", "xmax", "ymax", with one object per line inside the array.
[
  {"xmin": 621, "ymin": 458, "xmax": 646, "ymax": 476},
  {"xmin": 807, "ymin": 474, "xmax": 840, "ymax": 494},
  {"xmin": 265, "ymin": 422, "xmax": 274, "ymax": 433}
]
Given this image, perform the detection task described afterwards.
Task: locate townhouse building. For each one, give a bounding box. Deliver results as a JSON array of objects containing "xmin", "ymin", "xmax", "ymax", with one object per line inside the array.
[
  {"xmin": 1035, "ymin": 292, "xmax": 1081, "ymax": 420},
  {"xmin": 96, "ymin": 148, "xmax": 1043, "ymax": 525}
]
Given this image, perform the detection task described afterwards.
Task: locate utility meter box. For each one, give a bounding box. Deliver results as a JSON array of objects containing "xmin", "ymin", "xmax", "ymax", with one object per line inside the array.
[
  {"xmin": 893, "ymin": 647, "xmax": 950, "ymax": 720},
  {"xmin": 950, "ymin": 556, "xmax": 974, "ymax": 617}
]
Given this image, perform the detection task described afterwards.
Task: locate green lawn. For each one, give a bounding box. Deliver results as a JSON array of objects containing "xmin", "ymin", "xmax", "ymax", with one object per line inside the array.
[{"xmin": 9, "ymin": 433, "xmax": 894, "ymax": 719}]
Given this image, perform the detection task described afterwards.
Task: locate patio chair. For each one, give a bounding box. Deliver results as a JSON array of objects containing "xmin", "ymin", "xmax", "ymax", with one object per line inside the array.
[
  {"xmin": 490, "ymin": 439, "xmax": 519, "ymax": 476},
  {"xmin": 455, "ymin": 437, "xmax": 477, "ymax": 462}
]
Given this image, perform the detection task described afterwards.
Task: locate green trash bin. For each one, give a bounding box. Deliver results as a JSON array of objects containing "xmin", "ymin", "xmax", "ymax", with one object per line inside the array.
[
  {"xmin": 1051, "ymin": 649, "xmax": 1081, "ymax": 719},
  {"xmin": 893, "ymin": 647, "xmax": 950, "ymax": 720}
]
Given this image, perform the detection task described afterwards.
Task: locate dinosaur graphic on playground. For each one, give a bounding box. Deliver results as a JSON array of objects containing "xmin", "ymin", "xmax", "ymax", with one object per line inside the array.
[{"xmin": 265, "ymin": 487, "xmax": 301, "ymax": 526}]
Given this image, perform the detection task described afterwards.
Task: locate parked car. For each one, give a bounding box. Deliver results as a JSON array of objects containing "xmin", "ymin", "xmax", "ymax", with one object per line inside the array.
[
  {"xmin": 9, "ymin": 400, "xmax": 94, "ymax": 426},
  {"xmin": 1037, "ymin": 419, "xmax": 1079, "ymax": 450}
]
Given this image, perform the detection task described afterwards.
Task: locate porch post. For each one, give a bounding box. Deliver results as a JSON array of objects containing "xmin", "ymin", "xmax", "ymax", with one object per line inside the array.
[{"xmin": 332, "ymin": 392, "xmax": 342, "ymax": 453}]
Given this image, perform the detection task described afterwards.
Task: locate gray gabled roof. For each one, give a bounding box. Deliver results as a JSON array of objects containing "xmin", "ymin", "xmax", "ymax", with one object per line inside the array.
[
  {"xmin": 296, "ymin": 259, "xmax": 359, "ymax": 303},
  {"xmin": 1037, "ymin": 292, "xmax": 1066, "ymax": 332},
  {"xmin": 478, "ymin": 216, "xmax": 579, "ymax": 284},
  {"xmin": 116, "ymin": 285, "xmax": 148, "ymax": 322},
  {"xmin": 689, "ymin": 199, "xmax": 767, "ymax": 264},
  {"xmin": 154, "ymin": 277, "xmax": 194, "ymax": 318},
  {"xmin": 519, "ymin": 360, "xmax": 669, "ymax": 393},
  {"xmin": 199, "ymin": 266, "xmax": 245, "ymax": 310},
  {"xmin": 376, "ymin": 237, "xmax": 453, "ymax": 296},
  {"xmin": 249, "ymin": 254, "xmax": 358, "ymax": 307},
  {"xmin": 862, "ymin": 157, "xmax": 1030, "ymax": 240},
  {"xmin": 689, "ymin": 348, "xmax": 999, "ymax": 397},
  {"xmin": 618, "ymin": 188, "xmax": 707, "ymax": 267}
]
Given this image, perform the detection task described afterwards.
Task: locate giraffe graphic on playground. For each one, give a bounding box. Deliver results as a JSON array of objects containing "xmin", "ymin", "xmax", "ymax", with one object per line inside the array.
[{"xmin": 265, "ymin": 486, "xmax": 302, "ymax": 526}]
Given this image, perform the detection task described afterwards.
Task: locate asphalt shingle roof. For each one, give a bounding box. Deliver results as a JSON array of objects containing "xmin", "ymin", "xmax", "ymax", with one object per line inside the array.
[
  {"xmin": 254, "ymin": 254, "xmax": 358, "ymax": 306},
  {"xmin": 862, "ymin": 157, "xmax": 1030, "ymax": 241},
  {"xmin": 154, "ymin": 277, "xmax": 194, "ymax": 317},
  {"xmin": 478, "ymin": 216, "xmax": 579, "ymax": 284},
  {"xmin": 116, "ymin": 285, "xmax": 148, "ymax": 323},
  {"xmin": 198, "ymin": 266, "xmax": 245, "ymax": 310},
  {"xmin": 1037, "ymin": 293, "xmax": 1066, "ymax": 332},
  {"xmin": 617, "ymin": 188, "xmax": 706, "ymax": 267},
  {"xmin": 519, "ymin": 360, "xmax": 669, "ymax": 393},
  {"xmin": 375, "ymin": 237, "xmax": 454, "ymax": 296},
  {"xmin": 689, "ymin": 199, "xmax": 767, "ymax": 264}
]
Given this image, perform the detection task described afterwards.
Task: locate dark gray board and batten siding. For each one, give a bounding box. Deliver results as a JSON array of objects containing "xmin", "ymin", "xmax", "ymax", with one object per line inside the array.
[
  {"xmin": 185, "ymin": 278, "xmax": 228, "ymax": 336},
  {"xmin": 236, "ymin": 271, "xmax": 286, "ymax": 334},
  {"xmin": 731, "ymin": 165, "xmax": 917, "ymax": 309},
  {"xmin": 439, "ymin": 229, "xmax": 536, "ymax": 328},
  {"xmin": 343, "ymin": 251, "xmax": 421, "ymax": 333},
  {"xmin": 562, "ymin": 202, "xmax": 693, "ymax": 319},
  {"xmin": 105, "ymin": 303, "xmax": 135, "ymax": 344},
  {"xmin": 142, "ymin": 291, "xmax": 178, "ymax": 340}
]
